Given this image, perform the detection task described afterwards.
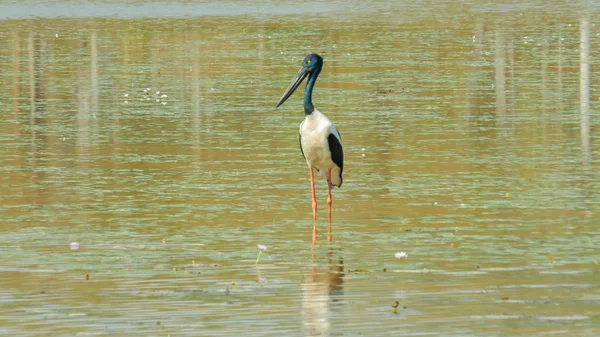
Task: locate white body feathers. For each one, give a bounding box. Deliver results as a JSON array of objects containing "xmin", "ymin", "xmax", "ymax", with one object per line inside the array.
[{"xmin": 299, "ymin": 108, "xmax": 343, "ymax": 187}]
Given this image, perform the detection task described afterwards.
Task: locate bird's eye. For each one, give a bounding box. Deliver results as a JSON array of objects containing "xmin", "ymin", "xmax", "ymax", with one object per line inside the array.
[{"xmin": 307, "ymin": 59, "xmax": 312, "ymax": 65}]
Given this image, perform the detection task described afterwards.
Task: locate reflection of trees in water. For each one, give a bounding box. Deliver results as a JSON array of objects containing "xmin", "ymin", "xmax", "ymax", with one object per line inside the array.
[
  {"xmin": 3, "ymin": 13, "xmax": 597, "ymax": 225},
  {"xmin": 11, "ymin": 32, "xmax": 22, "ymax": 114},
  {"xmin": 579, "ymin": 15, "xmax": 593, "ymax": 213},
  {"xmin": 76, "ymin": 32, "xmax": 99, "ymax": 156},
  {"xmin": 495, "ymin": 24, "xmax": 506, "ymax": 115},
  {"xmin": 579, "ymin": 15, "xmax": 591, "ymax": 170},
  {"xmin": 28, "ymin": 33, "xmax": 49, "ymax": 210}
]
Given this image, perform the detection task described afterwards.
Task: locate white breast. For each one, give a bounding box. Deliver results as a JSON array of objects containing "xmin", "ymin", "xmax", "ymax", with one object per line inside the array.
[{"xmin": 299, "ymin": 109, "xmax": 342, "ymax": 185}]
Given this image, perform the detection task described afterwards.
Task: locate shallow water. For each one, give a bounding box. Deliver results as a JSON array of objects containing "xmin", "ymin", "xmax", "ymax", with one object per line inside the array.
[{"xmin": 1, "ymin": 1, "xmax": 599, "ymax": 336}]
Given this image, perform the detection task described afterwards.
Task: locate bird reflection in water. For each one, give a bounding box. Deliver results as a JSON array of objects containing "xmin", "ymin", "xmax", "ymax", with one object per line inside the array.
[{"xmin": 302, "ymin": 246, "xmax": 344, "ymax": 336}]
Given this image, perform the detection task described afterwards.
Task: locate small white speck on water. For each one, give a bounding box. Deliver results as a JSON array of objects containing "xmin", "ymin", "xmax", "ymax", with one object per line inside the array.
[
  {"xmin": 145, "ymin": 97, "xmax": 150, "ymax": 101},
  {"xmin": 124, "ymin": 101, "xmax": 128, "ymax": 104},
  {"xmin": 433, "ymin": 202, "xmax": 438, "ymax": 205},
  {"xmin": 55, "ymin": 33, "xmax": 59, "ymax": 38},
  {"xmin": 210, "ymin": 88, "xmax": 215, "ymax": 92},
  {"xmin": 161, "ymin": 94, "xmax": 167, "ymax": 98},
  {"xmin": 524, "ymin": 36, "xmax": 528, "ymax": 39},
  {"xmin": 124, "ymin": 93, "xmax": 128, "ymax": 97},
  {"xmin": 395, "ymin": 252, "xmax": 408, "ymax": 259},
  {"xmin": 70, "ymin": 242, "xmax": 80, "ymax": 251},
  {"xmin": 161, "ymin": 102, "xmax": 167, "ymax": 105},
  {"xmin": 280, "ymin": 51, "xmax": 284, "ymax": 54},
  {"xmin": 361, "ymin": 148, "xmax": 366, "ymax": 151},
  {"xmin": 361, "ymin": 153, "xmax": 366, "ymax": 157},
  {"xmin": 156, "ymin": 99, "xmax": 160, "ymax": 103},
  {"xmin": 62, "ymin": 137, "xmax": 66, "ymax": 141},
  {"xmin": 268, "ymin": 36, "xmax": 271, "ymax": 39},
  {"xmin": 156, "ymin": 91, "xmax": 160, "ymax": 95},
  {"xmin": 568, "ymin": 24, "xmax": 572, "ymax": 27}
]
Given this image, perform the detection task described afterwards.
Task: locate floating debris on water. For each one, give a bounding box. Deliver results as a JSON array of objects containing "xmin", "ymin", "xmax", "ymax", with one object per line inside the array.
[
  {"xmin": 374, "ymin": 89, "xmax": 395, "ymax": 94},
  {"xmin": 392, "ymin": 301, "xmax": 400, "ymax": 314},
  {"xmin": 69, "ymin": 242, "xmax": 80, "ymax": 251},
  {"xmin": 394, "ymin": 252, "xmax": 408, "ymax": 259}
]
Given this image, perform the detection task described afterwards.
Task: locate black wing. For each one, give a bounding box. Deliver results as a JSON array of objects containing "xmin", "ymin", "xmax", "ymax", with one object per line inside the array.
[
  {"xmin": 299, "ymin": 133, "xmax": 306, "ymax": 159},
  {"xmin": 328, "ymin": 132, "xmax": 344, "ymax": 174}
]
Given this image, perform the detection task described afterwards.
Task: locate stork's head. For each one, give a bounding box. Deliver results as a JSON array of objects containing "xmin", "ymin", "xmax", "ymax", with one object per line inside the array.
[
  {"xmin": 302, "ymin": 54, "xmax": 323, "ymax": 73},
  {"xmin": 275, "ymin": 53, "xmax": 323, "ymax": 109}
]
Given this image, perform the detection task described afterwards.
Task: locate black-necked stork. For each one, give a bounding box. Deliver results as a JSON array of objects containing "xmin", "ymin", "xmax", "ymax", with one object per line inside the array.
[{"xmin": 275, "ymin": 54, "xmax": 344, "ymax": 243}]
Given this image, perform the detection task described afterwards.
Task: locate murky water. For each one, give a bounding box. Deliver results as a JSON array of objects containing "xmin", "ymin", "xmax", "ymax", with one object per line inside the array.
[{"xmin": 1, "ymin": 1, "xmax": 599, "ymax": 336}]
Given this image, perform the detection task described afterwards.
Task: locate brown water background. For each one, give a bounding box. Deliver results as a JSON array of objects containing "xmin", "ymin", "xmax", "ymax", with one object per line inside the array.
[{"xmin": 0, "ymin": 1, "xmax": 599, "ymax": 336}]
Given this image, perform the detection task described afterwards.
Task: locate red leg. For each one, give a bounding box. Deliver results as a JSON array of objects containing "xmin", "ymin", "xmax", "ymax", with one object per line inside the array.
[
  {"xmin": 327, "ymin": 170, "xmax": 333, "ymax": 243},
  {"xmin": 310, "ymin": 167, "xmax": 317, "ymax": 244}
]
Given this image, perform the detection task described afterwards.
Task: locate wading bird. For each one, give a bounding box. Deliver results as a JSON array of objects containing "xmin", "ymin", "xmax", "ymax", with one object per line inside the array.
[{"xmin": 275, "ymin": 54, "xmax": 344, "ymax": 243}]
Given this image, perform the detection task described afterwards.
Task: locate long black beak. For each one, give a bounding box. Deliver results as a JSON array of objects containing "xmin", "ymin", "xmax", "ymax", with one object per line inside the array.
[{"xmin": 275, "ymin": 66, "xmax": 310, "ymax": 108}]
